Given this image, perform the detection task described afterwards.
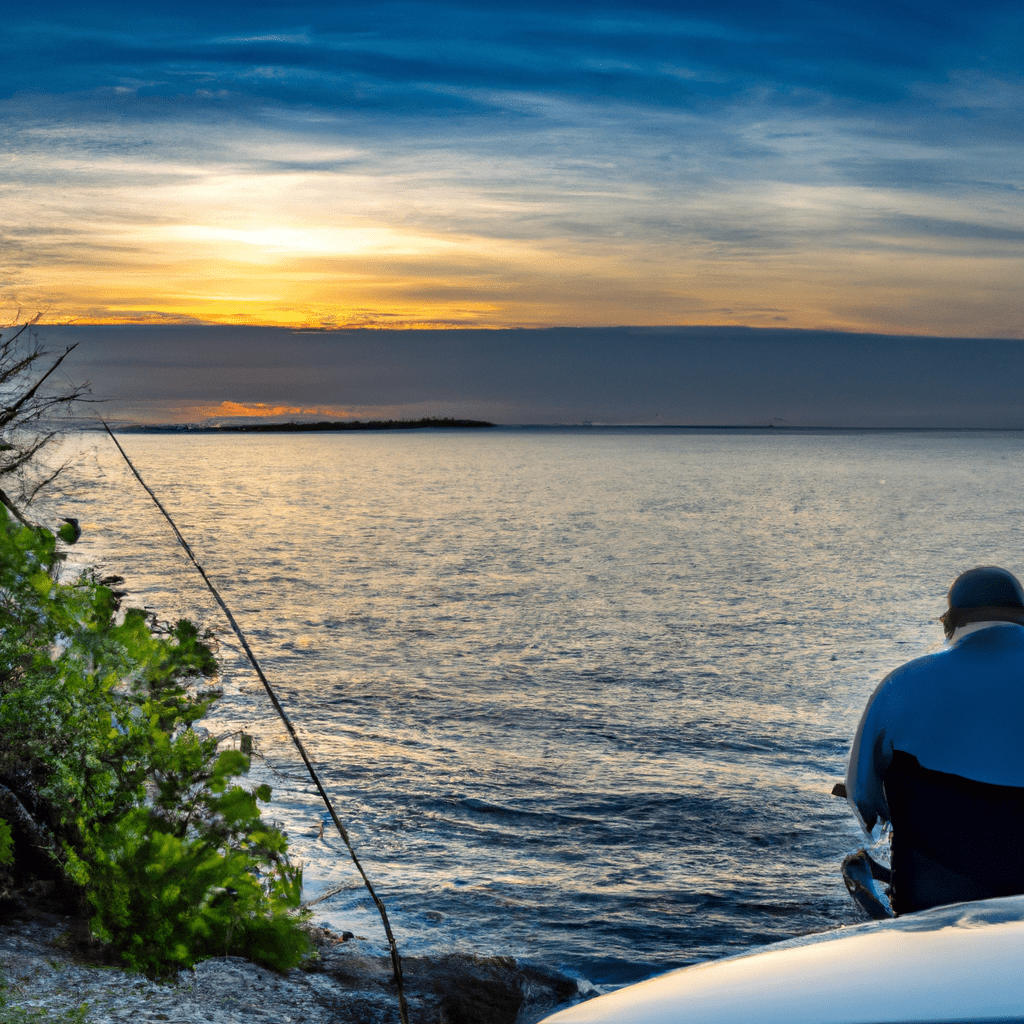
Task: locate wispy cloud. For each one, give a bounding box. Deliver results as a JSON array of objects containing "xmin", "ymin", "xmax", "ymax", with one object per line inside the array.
[{"xmin": 2, "ymin": 2, "xmax": 1021, "ymax": 333}]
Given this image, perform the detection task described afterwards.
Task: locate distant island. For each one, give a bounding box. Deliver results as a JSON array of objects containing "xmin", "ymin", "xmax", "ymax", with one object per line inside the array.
[{"xmin": 117, "ymin": 417, "xmax": 495, "ymax": 433}]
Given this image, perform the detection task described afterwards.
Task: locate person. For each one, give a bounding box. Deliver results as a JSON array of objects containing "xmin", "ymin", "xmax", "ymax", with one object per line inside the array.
[{"xmin": 846, "ymin": 566, "xmax": 1024, "ymax": 916}]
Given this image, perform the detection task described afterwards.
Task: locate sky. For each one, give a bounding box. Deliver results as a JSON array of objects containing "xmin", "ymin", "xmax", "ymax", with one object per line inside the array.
[
  {"xmin": 3, "ymin": 0, "xmax": 1022, "ymax": 337},
  {"xmin": 36, "ymin": 325, "xmax": 1024, "ymax": 427}
]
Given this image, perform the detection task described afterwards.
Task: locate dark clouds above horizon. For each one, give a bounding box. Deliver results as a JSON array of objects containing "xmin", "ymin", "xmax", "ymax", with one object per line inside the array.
[
  {"xmin": 3, "ymin": 1, "xmax": 1022, "ymax": 334},
  {"xmin": 45, "ymin": 325, "xmax": 1024, "ymax": 428}
]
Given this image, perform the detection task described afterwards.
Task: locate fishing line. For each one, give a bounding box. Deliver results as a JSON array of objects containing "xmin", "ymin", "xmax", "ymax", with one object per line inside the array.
[{"xmin": 100, "ymin": 419, "xmax": 409, "ymax": 1024}]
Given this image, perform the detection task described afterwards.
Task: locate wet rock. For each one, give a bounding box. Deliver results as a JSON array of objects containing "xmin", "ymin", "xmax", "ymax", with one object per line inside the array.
[{"xmin": 0, "ymin": 913, "xmax": 583, "ymax": 1024}]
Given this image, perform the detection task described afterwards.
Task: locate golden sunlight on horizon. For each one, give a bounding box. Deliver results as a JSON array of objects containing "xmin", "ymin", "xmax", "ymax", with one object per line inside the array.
[
  {"xmin": 7, "ymin": 155, "xmax": 1023, "ymax": 337},
  {"xmin": 113, "ymin": 397, "xmax": 432, "ymax": 426},
  {"xmin": 27, "ymin": 245, "xmax": 1024, "ymax": 337},
  {"xmin": 188, "ymin": 400, "xmax": 356, "ymax": 419}
]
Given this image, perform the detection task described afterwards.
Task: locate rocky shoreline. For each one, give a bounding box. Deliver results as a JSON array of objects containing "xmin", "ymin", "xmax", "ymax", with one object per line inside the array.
[{"xmin": 0, "ymin": 901, "xmax": 584, "ymax": 1024}]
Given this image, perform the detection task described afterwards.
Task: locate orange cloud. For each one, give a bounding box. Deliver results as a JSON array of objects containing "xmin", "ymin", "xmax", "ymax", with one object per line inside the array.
[{"xmin": 190, "ymin": 400, "xmax": 353, "ymax": 420}]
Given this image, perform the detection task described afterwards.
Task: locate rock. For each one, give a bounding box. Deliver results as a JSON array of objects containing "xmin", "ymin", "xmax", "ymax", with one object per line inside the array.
[{"xmin": 0, "ymin": 912, "xmax": 583, "ymax": 1024}]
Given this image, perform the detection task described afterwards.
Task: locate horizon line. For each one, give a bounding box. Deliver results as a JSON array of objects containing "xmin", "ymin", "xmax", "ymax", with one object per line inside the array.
[
  {"xmin": 77, "ymin": 421, "xmax": 1024, "ymax": 434},
  {"xmin": 24, "ymin": 322, "xmax": 1024, "ymax": 343}
]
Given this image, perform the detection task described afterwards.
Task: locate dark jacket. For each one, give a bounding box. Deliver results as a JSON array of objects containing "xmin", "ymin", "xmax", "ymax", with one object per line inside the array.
[{"xmin": 847, "ymin": 623, "xmax": 1024, "ymax": 913}]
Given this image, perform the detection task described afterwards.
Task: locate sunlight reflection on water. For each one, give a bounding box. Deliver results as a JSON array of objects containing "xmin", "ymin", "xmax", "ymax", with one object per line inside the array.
[{"xmin": 41, "ymin": 428, "xmax": 1024, "ymax": 984}]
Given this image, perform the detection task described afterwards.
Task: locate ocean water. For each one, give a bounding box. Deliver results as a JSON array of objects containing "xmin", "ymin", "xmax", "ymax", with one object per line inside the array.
[{"xmin": 37, "ymin": 428, "xmax": 1024, "ymax": 986}]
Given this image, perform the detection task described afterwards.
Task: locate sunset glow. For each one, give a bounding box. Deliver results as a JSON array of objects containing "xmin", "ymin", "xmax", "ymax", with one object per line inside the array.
[
  {"xmin": 187, "ymin": 400, "xmax": 355, "ymax": 420},
  {"xmin": 3, "ymin": 3, "xmax": 1022, "ymax": 337}
]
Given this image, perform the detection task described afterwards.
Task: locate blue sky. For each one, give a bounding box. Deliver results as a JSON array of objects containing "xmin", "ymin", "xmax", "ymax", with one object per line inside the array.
[
  {"xmin": 6, "ymin": 1, "xmax": 1016, "ymax": 106},
  {"xmin": 3, "ymin": 0, "xmax": 1022, "ymax": 336}
]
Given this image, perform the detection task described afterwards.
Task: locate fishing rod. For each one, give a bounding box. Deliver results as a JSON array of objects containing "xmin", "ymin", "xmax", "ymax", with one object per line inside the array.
[{"xmin": 100, "ymin": 419, "xmax": 409, "ymax": 1024}]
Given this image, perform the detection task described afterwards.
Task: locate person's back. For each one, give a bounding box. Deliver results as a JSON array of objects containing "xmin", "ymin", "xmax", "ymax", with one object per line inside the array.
[
  {"xmin": 882, "ymin": 749, "xmax": 1024, "ymax": 913},
  {"xmin": 846, "ymin": 567, "xmax": 1024, "ymax": 915}
]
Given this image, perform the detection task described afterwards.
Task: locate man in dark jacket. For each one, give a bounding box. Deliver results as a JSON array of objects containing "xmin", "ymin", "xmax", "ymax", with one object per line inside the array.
[{"xmin": 846, "ymin": 566, "xmax": 1024, "ymax": 915}]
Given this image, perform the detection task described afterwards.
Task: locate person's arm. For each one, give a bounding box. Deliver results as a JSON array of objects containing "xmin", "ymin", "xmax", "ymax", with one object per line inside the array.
[{"xmin": 846, "ymin": 678, "xmax": 894, "ymax": 834}]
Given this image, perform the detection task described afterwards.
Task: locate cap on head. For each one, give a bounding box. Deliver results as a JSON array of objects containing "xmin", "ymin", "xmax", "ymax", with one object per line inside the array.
[
  {"xmin": 948, "ymin": 566, "xmax": 1024, "ymax": 610},
  {"xmin": 941, "ymin": 566, "xmax": 1024, "ymax": 639}
]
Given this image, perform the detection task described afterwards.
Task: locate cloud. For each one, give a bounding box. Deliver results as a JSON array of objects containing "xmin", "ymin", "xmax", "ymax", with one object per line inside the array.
[
  {"xmin": 189, "ymin": 399, "xmax": 352, "ymax": 419},
  {"xmin": 1, "ymin": 3, "xmax": 1021, "ymax": 333},
  {"xmin": 42, "ymin": 324, "xmax": 1024, "ymax": 428},
  {"xmin": 5, "ymin": 2, "xmax": 1009, "ymax": 109}
]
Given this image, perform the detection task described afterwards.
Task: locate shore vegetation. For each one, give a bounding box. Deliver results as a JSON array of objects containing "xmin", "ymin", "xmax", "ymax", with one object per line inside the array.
[{"xmin": 0, "ymin": 322, "xmax": 309, "ymax": 977}]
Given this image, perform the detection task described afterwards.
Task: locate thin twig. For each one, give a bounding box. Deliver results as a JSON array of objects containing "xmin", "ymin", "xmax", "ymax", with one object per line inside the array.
[
  {"xmin": 100, "ymin": 420, "xmax": 410, "ymax": 1024},
  {"xmin": 0, "ymin": 344, "xmax": 79, "ymax": 431},
  {"xmin": 0, "ymin": 486, "xmax": 34, "ymax": 527},
  {"xmin": 301, "ymin": 881, "xmax": 351, "ymax": 910}
]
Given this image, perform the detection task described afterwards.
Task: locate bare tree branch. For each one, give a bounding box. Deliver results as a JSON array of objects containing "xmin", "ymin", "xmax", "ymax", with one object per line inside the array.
[
  {"xmin": 0, "ymin": 486, "xmax": 34, "ymax": 527},
  {"xmin": 0, "ymin": 321, "xmax": 90, "ymax": 522},
  {"xmin": 24, "ymin": 459, "xmax": 71, "ymax": 503},
  {"xmin": 0, "ymin": 344, "xmax": 79, "ymax": 431}
]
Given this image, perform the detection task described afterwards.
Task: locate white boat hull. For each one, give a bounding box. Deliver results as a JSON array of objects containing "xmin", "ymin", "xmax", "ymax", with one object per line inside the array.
[{"xmin": 541, "ymin": 896, "xmax": 1024, "ymax": 1023}]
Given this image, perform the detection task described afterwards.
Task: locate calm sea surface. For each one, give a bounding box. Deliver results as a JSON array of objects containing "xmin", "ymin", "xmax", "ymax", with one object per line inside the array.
[{"xmin": 38, "ymin": 428, "xmax": 1024, "ymax": 986}]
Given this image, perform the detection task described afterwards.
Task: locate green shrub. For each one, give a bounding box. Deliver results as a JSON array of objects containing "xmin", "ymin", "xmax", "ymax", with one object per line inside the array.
[
  {"xmin": 67, "ymin": 750, "xmax": 306, "ymax": 975},
  {"xmin": 0, "ymin": 819, "xmax": 12, "ymax": 868},
  {"xmin": 0, "ymin": 505, "xmax": 309, "ymax": 976}
]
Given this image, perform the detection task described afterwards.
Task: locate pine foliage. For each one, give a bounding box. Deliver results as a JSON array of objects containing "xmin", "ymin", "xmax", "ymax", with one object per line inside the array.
[{"xmin": 0, "ymin": 508, "xmax": 309, "ymax": 976}]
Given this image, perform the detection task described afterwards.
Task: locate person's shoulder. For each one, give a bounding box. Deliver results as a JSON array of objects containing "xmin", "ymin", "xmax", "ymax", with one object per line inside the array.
[
  {"xmin": 955, "ymin": 622, "xmax": 1024, "ymax": 650},
  {"xmin": 877, "ymin": 625, "xmax": 1024, "ymax": 694},
  {"xmin": 883, "ymin": 645, "xmax": 955, "ymax": 682},
  {"xmin": 866, "ymin": 645, "xmax": 961, "ymax": 706}
]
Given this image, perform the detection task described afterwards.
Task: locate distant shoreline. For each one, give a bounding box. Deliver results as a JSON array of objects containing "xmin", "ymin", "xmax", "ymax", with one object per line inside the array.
[
  {"xmin": 112, "ymin": 417, "xmax": 496, "ymax": 433},
  {"xmin": 85, "ymin": 422, "xmax": 1024, "ymax": 434}
]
